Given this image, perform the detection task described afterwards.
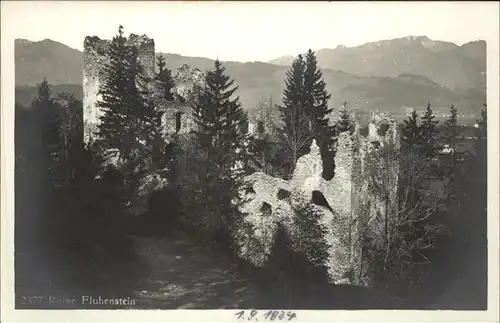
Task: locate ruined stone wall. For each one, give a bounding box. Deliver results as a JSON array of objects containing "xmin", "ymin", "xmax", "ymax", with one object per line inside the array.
[
  {"xmin": 83, "ymin": 34, "xmax": 155, "ymax": 143},
  {"xmin": 237, "ymin": 112, "xmax": 402, "ymax": 286},
  {"xmin": 328, "ymin": 132, "xmax": 354, "ymax": 220},
  {"xmin": 236, "ymin": 140, "xmax": 355, "ymax": 283},
  {"xmin": 155, "ymin": 64, "xmax": 206, "ymax": 138}
]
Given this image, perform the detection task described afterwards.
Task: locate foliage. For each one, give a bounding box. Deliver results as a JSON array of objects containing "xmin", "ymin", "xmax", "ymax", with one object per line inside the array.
[
  {"xmin": 96, "ymin": 25, "xmax": 158, "ymax": 171},
  {"xmin": 360, "ymin": 141, "xmax": 446, "ymax": 296},
  {"xmin": 420, "ymin": 103, "xmax": 439, "ymax": 159},
  {"xmin": 94, "ymin": 25, "xmax": 166, "ymax": 218},
  {"xmin": 402, "ymin": 109, "xmax": 422, "ymax": 150},
  {"xmin": 442, "ymin": 104, "xmax": 464, "ymax": 208},
  {"xmin": 182, "ymin": 60, "xmax": 250, "ymax": 246},
  {"xmin": 303, "ymin": 49, "xmax": 336, "ymax": 180},
  {"xmin": 290, "ymin": 197, "xmax": 330, "ymax": 281},
  {"xmin": 276, "ymin": 51, "xmax": 336, "ymax": 180},
  {"xmin": 248, "ymin": 97, "xmax": 291, "ymax": 178},
  {"xmin": 337, "ymin": 101, "xmax": 354, "ymax": 134},
  {"xmin": 443, "ymin": 104, "xmax": 460, "ymax": 152},
  {"xmin": 31, "ymin": 78, "xmax": 63, "ymax": 181},
  {"xmin": 16, "ymin": 75, "xmax": 147, "ymax": 297},
  {"xmin": 156, "ymin": 54, "xmax": 175, "ymax": 101},
  {"xmin": 267, "ymin": 224, "xmax": 306, "ymax": 276},
  {"xmin": 276, "ymin": 55, "xmax": 313, "ymax": 179}
]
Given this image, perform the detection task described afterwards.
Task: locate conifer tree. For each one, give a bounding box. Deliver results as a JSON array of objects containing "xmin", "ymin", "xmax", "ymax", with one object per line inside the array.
[
  {"xmin": 96, "ymin": 25, "xmax": 146, "ymax": 164},
  {"xmin": 475, "ymin": 103, "xmax": 487, "ymax": 158},
  {"xmin": 337, "ymin": 101, "xmax": 354, "ymax": 134},
  {"xmin": 477, "ymin": 103, "xmax": 487, "ymax": 139},
  {"xmin": 193, "ymin": 60, "xmax": 249, "ymax": 178},
  {"xmin": 156, "ymin": 54, "xmax": 175, "ymax": 101},
  {"xmin": 401, "ymin": 109, "xmax": 423, "ymax": 207},
  {"xmin": 443, "ymin": 105, "xmax": 463, "ymax": 210},
  {"xmin": 29, "ymin": 79, "xmax": 62, "ymax": 240},
  {"xmin": 402, "ymin": 109, "xmax": 422, "ymax": 151},
  {"xmin": 443, "ymin": 105, "xmax": 460, "ymax": 168},
  {"xmin": 303, "ymin": 49, "xmax": 336, "ymax": 180},
  {"xmin": 189, "ymin": 60, "xmax": 249, "ymax": 240},
  {"xmin": 32, "ymin": 78, "xmax": 62, "ymax": 181},
  {"xmin": 420, "ymin": 102, "xmax": 439, "ymax": 159},
  {"xmin": 141, "ymin": 97, "xmax": 166, "ymax": 169},
  {"xmin": 54, "ymin": 92, "xmax": 84, "ymax": 182},
  {"xmin": 276, "ymin": 54, "xmax": 311, "ymax": 178},
  {"xmin": 303, "ymin": 49, "xmax": 332, "ymax": 129}
]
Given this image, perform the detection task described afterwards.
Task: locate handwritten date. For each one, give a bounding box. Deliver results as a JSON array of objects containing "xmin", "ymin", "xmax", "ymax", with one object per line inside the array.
[{"xmin": 235, "ymin": 309, "xmax": 296, "ymax": 321}]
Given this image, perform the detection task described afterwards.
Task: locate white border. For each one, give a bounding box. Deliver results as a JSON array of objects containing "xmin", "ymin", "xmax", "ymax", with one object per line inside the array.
[{"xmin": 2, "ymin": 1, "xmax": 499, "ymax": 322}]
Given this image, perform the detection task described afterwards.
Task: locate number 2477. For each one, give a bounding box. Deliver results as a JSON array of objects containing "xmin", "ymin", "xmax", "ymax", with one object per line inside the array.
[{"xmin": 235, "ymin": 309, "xmax": 297, "ymax": 321}]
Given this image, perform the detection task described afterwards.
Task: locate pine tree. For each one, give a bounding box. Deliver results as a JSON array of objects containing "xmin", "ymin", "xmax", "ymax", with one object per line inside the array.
[
  {"xmin": 402, "ymin": 109, "xmax": 422, "ymax": 151},
  {"xmin": 303, "ymin": 49, "xmax": 332, "ymax": 129},
  {"xmin": 303, "ymin": 49, "xmax": 336, "ymax": 180},
  {"xmin": 337, "ymin": 101, "xmax": 354, "ymax": 134},
  {"xmin": 401, "ymin": 109, "xmax": 423, "ymax": 207},
  {"xmin": 474, "ymin": 104, "xmax": 487, "ymax": 172},
  {"xmin": 420, "ymin": 102, "xmax": 439, "ymax": 159},
  {"xmin": 276, "ymin": 54, "xmax": 311, "ymax": 178},
  {"xmin": 30, "ymin": 79, "xmax": 62, "ymax": 243},
  {"xmin": 193, "ymin": 60, "xmax": 249, "ymax": 178},
  {"xmin": 476, "ymin": 103, "xmax": 487, "ymax": 140},
  {"xmin": 443, "ymin": 104, "xmax": 462, "ymax": 211},
  {"xmin": 156, "ymin": 54, "xmax": 175, "ymax": 101},
  {"xmin": 141, "ymin": 97, "xmax": 166, "ymax": 169},
  {"xmin": 96, "ymin": 25, "xmax": 146, "ymax": 164},
  {"xmin": 54, "ymin": 92, "xmax": 84, "ymax": 182},
  {"xmin": 443, "ymin": 104, "xmax": 460, "ymax": 168},
  {"xmin": 190, "ymin": 60, "xmax": 249, "ymax": 240},
  {"xmin": 32, "ymin": 78, "xmax": 63, "ymax": 182}
]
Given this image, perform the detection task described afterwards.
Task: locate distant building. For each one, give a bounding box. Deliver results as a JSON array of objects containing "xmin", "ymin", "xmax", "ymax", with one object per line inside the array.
[{"xmin": 439, "ymin": 144, "xmax": 454, "ymax": 155}]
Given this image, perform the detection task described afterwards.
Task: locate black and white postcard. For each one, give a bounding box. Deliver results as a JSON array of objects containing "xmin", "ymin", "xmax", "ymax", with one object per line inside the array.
[{"xmin": 1, "ymin": 1, "xmax": 499, "ymax": 322}]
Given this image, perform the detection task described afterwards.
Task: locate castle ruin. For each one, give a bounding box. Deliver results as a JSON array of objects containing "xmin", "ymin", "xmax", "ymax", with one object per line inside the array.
[
  {"xmin": 236, "ymin": 111, "xmax": 401, "ymax": 286},
  {"xmin": 83, "ymin": 34, "xmax": 204, "ymax": 143},
  {"xmin": 83, "ymin": 34, "xmax": 402, "ymax": 286},
  {"xmin": 83, "ymin": 34, "xmax": 155, "ymax": 143}
]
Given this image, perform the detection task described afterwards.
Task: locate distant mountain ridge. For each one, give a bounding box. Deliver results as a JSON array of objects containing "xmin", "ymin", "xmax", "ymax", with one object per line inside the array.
[
  {"xmin": 269, "ymin": 36, "xmax": 486, "ymax": 91},
  {"xmin": 16, "ymin": 38, "xmax": 83, "ymax": 86},
  {"xmin": 15, "ymin": 36, "xmax": 486, "ymax": 121}
]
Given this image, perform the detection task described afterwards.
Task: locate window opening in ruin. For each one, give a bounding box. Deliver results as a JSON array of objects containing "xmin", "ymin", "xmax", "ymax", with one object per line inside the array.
[
  {"xmin": 359, "ymin": 126, "xmax": 369, "ymax": 137},
  {"xmin": 311, "ymin": 190, "xmax": 334, "ymax": 214},
  {"xmin": 245, "ymin": 185, "xmax": 256, "ymax": 194},
  {"xmin": 260, "ymin": 202, "xmax": 272, "ymax": 217},
  {"xmin": 277, "ymin": 189, "xmax": 291, "ymax": 200},
  {"xmin": 372, "ymin": 141, "xmax": 381, "ymax": 150},
  {"xmin": 377, "ymin": 123, "xmax": 390, "ymax": 136}
]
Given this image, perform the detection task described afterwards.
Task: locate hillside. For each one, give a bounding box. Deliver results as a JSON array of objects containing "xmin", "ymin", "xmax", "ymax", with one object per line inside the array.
[
  {"xmin": 15, "ymin": 84, "xmax": 83, "ymax": 107},
  {"xmin": 269, "ymin": 36, "xmax": 486, "ymax": 92},
  {"xmin": 15, "ymin": 39, "xmax": 83, "ymax": 86},
  {"xmin": 15, "ymin": 37, "xmax": 486, "ymax": 120}
]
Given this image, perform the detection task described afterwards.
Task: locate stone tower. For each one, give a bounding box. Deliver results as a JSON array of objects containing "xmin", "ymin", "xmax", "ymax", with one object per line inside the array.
[{"xmin": 82, "ymin": 34, "xmax": 155, "ymax": 143}]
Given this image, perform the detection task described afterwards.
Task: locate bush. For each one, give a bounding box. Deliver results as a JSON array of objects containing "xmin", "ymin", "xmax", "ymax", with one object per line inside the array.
[
  {"xmin": 45, "ymin": 150, "xmax": 148, "ymax": 298},
  {"xmin": 359, "ymin": 143, "xmax": 447, "ymax": 297},
  {"xmin": 265, "ymin": 196, "xmax": 330, "ymax": 283}
]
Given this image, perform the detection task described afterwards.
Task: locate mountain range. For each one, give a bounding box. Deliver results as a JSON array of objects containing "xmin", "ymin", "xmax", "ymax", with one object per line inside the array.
[{"xmin": 15, "ymin": 36, "xmax": 486, "ymax": 122}]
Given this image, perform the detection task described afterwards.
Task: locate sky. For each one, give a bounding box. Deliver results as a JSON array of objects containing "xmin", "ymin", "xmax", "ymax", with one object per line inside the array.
[{"xmin": 1, "ymin": 1, "xmax": 499, "ymax": 62}]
